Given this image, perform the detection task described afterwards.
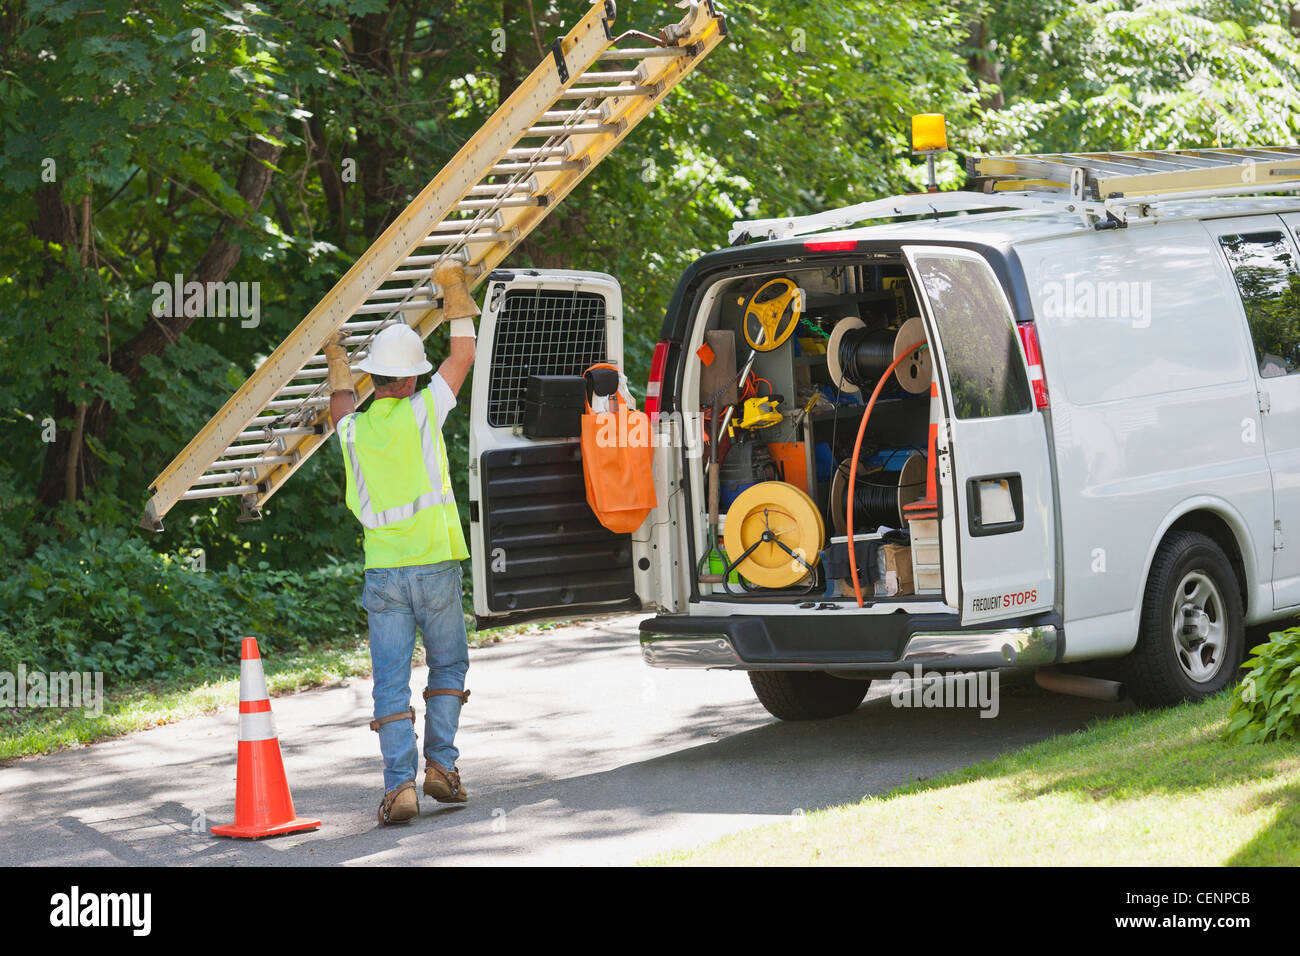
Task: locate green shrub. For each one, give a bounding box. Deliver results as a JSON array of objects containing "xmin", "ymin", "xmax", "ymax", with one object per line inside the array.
[
  {"xmin": 0, "ymin": 527, "xmax": 366, "ymax": 683},
  {"xmin": 1225, "ymin": 626, "xmax": 1300, "ymax": 743}
]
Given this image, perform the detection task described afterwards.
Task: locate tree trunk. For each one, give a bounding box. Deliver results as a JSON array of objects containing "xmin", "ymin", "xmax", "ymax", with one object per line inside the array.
[
  {"xmin": 350, "ymin": 2, "xmax": 400, "ymax": 240},
  {"xmin": 965, "ymin": 19, "xmax": 1005, "ymax": 112}
]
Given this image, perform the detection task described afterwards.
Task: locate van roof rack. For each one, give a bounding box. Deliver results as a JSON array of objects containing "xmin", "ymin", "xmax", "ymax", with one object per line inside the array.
[{"xmin": 730, "ymin": 146, "xmax": 1300, "ymax": 243}]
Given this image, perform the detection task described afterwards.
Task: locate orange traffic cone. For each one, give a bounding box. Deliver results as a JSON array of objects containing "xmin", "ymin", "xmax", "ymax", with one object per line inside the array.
[{"xmin": 211, "ymin": 637, "xmax": 321, "ymax": 839}]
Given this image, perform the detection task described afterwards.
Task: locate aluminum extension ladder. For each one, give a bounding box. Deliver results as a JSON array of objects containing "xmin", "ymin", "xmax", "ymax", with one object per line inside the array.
[
  {"xmin": 141, "ymin": 0, "xmax": 727, "ymax": 530},
  {"xmin": 972, "ymin": 146, "xmax": 1300, "ymax": 201}
]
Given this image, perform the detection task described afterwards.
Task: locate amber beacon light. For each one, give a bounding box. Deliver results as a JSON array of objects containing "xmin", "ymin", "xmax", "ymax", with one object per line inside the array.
[{"xmin": 911, "ymin": 113, "xmax": 947, "ymax": 192}]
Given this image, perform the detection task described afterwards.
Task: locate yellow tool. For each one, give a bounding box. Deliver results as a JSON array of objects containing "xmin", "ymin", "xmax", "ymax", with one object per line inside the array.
[
  {"xmin": 742, "ymin": 277, "xmax": 802, "ymax": 352},
  {"xmin": 727, "ymin": 395, "xmax": 783, "ymax": 438}
]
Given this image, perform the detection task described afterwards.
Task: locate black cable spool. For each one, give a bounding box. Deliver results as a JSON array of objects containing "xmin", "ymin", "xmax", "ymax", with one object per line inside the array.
[
  {"xmin": 829, "ymin": 453, "xmax": 926, "ymax": 534},
  {"xmin": 836, "ymin": 326, "xmax": 898, "ymax": 390}
]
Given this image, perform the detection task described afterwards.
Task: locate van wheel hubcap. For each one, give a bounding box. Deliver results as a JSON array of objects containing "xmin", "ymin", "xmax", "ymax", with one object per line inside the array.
[{"xmin": 1171, "ymin": 571, "xmax": 1225, "ymax": 683}]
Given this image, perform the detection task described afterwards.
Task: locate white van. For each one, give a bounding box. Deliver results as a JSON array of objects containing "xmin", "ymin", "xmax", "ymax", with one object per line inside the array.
[{"xmin": 466, "ymin": 165, "xmax": 1300, "ymax": 720}]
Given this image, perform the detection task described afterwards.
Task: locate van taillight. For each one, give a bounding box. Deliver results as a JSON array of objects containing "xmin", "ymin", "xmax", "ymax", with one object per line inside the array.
[
  {"xmin": 1016, "ymin": 322, "xmax": 1049, "ymax": 409},
  {"xmin": 645, "ymin": 340, "xmax": 670, "ymax": 417}
]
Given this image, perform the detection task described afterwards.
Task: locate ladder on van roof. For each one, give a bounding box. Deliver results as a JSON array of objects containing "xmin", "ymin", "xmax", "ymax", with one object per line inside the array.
[
  {"xmin": 140, "ymin": 0, "xmax": 727, "ymax": 531},
  {"xmin": 730, "ymin": 145, "xmax": 1300, "ymax": 242},
  {"xmin": 971, "ymin": 146, "xmax": 1300, "ymax": 201}
]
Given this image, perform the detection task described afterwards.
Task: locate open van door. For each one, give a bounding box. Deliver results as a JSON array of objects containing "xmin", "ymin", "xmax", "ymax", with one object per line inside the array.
[
  {"xmin": 468, "ymin": 269, "xmax": 644, "ymax": 627},
  {"xmin": 902, "ymin": 246, "xmax": 1056, "ymax": 625}
]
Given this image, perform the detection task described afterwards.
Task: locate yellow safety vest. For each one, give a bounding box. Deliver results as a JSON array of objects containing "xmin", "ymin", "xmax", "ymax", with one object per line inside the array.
[{"xmin": 337, "ymin": 386, "xmax": 468, "ymax": 569}]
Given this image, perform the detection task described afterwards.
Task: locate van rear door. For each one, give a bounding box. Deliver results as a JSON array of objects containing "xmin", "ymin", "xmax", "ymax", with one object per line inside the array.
[
  {"xmin": 468, "ymin": 270, "xmax": 645, "ymax": 626},
  {"xmin": 902, "ymin": 246, "xmax": 1056, "ymax": 625}
]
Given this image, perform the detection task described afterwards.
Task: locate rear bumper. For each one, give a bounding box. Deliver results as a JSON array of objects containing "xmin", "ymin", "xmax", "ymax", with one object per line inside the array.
[{"xmin": 638, "ymin": 611, "xmax": 1061, "ymax": 673}]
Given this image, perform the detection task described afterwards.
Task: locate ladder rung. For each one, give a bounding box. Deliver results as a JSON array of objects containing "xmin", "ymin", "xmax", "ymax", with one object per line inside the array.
[
  {"xmin": 574, "ymin": 68, "xmax": 645, "ymax": 83},
  {"xmin": 275, "ymin": 383, "xmax": 323, "ymax": 397},
  {"xmin": 181, "ymin": 485, "xmax": 259, "ymax": 500},
  {"xmin": 234, "ymin": 425, "xmax": 319, "ymax": 441},
  {"xmin": 363, "ymin": 286, "xmax": 439, "ymax": 300},
  {"xmin": 350, "ymin": 301, "xmax": 437, "ymax": 315},
  {"xmin": 338, "ymin": 319, "xmax": 391, "ymax": 332},
  {"xmin": 264, "ymin": 397, "xmax": 330, "ymax": 410},
  {"xmin": 503, "ymin": 144, "xmax": 571, "ymax": 160},
  {"xmin": 540, "ymin": 106, "xmax": 609, "ymax": 122},
  {"xmin": 206, "ymin": 454, "xmax": 296, "ymax": 472},
  {"xmin": 429, "ymin": 213, "xmax": 503, "ymax": 232},
  {"xmin": 192, "ymin": 472, "xmax": 253, "ymax": 486},
  {"xmin": 525, "ymin": 122, "xmax": 619, "ymax": 137},
  {"xmin": 456, "ymin": 196, "xmax": 545, "ymax": 210},
  {"xmin": 416, "ymin": 231, "xmax": 513, "ymax": 247},
  {"xmin": 222, "ymin": 439, "xmax": 284, "ymax": 456},
  {"xmin": 386, "ymin": 267, "xmax": 444, "ymax": 282},
  {"xmin": 557, "ymin": 84, "xmax": 653, "ymax": 99},
  {"xmin": 488, "ymin": 159, "xmax": 584, "ymax": 174},
  {"xmin": 467, "ymin": 179, "xmax": 536, "ymax": 196},
  {"xmin": 599, "ymin": 46, "xmax": 689, "ymax": 61}
]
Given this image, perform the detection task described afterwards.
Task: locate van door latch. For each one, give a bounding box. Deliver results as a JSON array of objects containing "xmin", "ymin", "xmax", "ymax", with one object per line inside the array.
[
  {"xmin": 1259, "ymin": 391, "xmax": 1271, "ymax": 414},
  {"xmin": 1275, "ymin": 522, "xmax": 1284, "ymax": 551}
]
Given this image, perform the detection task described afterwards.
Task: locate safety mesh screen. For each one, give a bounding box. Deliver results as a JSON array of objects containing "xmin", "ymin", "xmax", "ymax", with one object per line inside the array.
[{"xmin": 487, "ymin": 288, "xmax": 608, "ymax": 427}]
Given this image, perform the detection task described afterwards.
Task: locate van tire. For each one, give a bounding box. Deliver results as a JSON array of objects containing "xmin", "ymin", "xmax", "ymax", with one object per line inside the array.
[
  {"xmin": 1125, "ymin": 531, "xmax": 1244, "ymax": 708},
  {"xmin": 749, "ymin": 671, "xmax": 870, "ymax": 721}
]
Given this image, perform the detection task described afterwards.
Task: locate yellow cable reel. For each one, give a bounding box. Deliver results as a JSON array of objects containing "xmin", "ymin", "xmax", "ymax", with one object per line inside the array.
[
  {"xmin": 742, "ymin": 277, "xmax": 802, "ymax": 352},
  {"xmin": 723, "ymin": 481, "xmax": 824, "ymax": 589}
]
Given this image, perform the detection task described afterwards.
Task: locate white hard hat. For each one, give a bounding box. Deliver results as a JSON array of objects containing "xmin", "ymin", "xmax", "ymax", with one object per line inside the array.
[{"xmin": 356, "ymin": 324, "xmax": 433, "ymax": 377}]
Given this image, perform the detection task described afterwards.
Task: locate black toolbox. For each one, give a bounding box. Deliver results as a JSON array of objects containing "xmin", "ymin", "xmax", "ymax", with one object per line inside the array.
[{"xmin": 522, "ymin": 374, "xmax": 586, "ymax": 438}]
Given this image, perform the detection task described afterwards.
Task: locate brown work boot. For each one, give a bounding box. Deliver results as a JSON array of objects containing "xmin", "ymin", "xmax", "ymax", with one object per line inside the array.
[
  {"xmin": 423, "ymin": 762, "xmax": 468, "ymax": 804},
  {"xmin": 378, "ymin": 780, "xmax": 419, "ymax": 825}
]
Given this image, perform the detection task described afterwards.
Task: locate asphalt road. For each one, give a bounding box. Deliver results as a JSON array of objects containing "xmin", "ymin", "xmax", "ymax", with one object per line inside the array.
[{"xmin": 0, "ymin": 614, "xmax": 1133, "ymax": 866}]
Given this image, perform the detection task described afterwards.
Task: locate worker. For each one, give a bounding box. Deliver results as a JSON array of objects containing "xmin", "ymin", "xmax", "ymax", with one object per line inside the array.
[{"xmin": 324, "ymin": 260, "xmax": 479, "ymax": 826}]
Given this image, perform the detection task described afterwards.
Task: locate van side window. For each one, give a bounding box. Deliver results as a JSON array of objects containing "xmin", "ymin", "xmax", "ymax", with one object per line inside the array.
[
  {"xmin": 1218, "ymin": 230, "xmax": 1300, "ymax": 378},
  {"xmin": 911, "ymin": 254, "xmax": 1032, "ymax": 419}
]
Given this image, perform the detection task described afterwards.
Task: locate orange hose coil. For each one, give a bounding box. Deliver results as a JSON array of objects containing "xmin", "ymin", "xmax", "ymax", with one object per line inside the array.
[{"xmin": 846, "ymin": 340, "xmax": 929, "ymax": 608}]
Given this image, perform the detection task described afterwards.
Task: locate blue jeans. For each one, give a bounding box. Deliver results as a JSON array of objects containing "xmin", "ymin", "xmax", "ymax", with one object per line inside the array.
[{"xmin": 362, "ymin": 561, "xmax": 469, "ymax": 793}]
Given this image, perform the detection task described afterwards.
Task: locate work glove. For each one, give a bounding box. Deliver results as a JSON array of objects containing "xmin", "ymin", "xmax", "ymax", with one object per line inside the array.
[
  {"xmin": 434, "ymin": 260, "xmax": 479, "ymax": 339},
  {"xmin": 324, "ymin": 331, "xmax": 354, "ymax": 394}
]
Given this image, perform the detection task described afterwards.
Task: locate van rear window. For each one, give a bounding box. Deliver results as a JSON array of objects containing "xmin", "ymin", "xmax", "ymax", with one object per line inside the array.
[{"xmin": 910, "ymin": 253, "xmax": 1032, "ymax": 419}]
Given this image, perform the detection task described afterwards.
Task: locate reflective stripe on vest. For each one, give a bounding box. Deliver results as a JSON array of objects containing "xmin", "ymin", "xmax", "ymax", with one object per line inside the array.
[{"xmin": 338, "ymin": 390, "xmax": 454, "ymax": 530}]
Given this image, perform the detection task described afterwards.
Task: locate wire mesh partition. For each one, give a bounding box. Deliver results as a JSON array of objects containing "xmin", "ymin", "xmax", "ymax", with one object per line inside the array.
[{"xmin": 486, "ymin": 288, "xmax": 609, "ymax": 427}]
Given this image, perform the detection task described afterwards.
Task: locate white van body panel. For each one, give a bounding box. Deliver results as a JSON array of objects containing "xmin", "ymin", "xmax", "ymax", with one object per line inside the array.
[{"xmin": 1016, "ymin": 219, "xmax": 1274, "ymax": 656}]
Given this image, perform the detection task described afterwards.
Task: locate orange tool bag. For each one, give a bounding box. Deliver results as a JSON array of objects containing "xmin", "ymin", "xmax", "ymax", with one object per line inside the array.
[{"xmin": 580, "ymin": 363, "xmax": 657, "ymax": 534}]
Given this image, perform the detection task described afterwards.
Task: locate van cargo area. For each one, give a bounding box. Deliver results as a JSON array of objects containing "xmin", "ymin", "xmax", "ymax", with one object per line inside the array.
[{"xmin": 679, "ymin": 255, "xmax": 948, "ymax": 612}]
